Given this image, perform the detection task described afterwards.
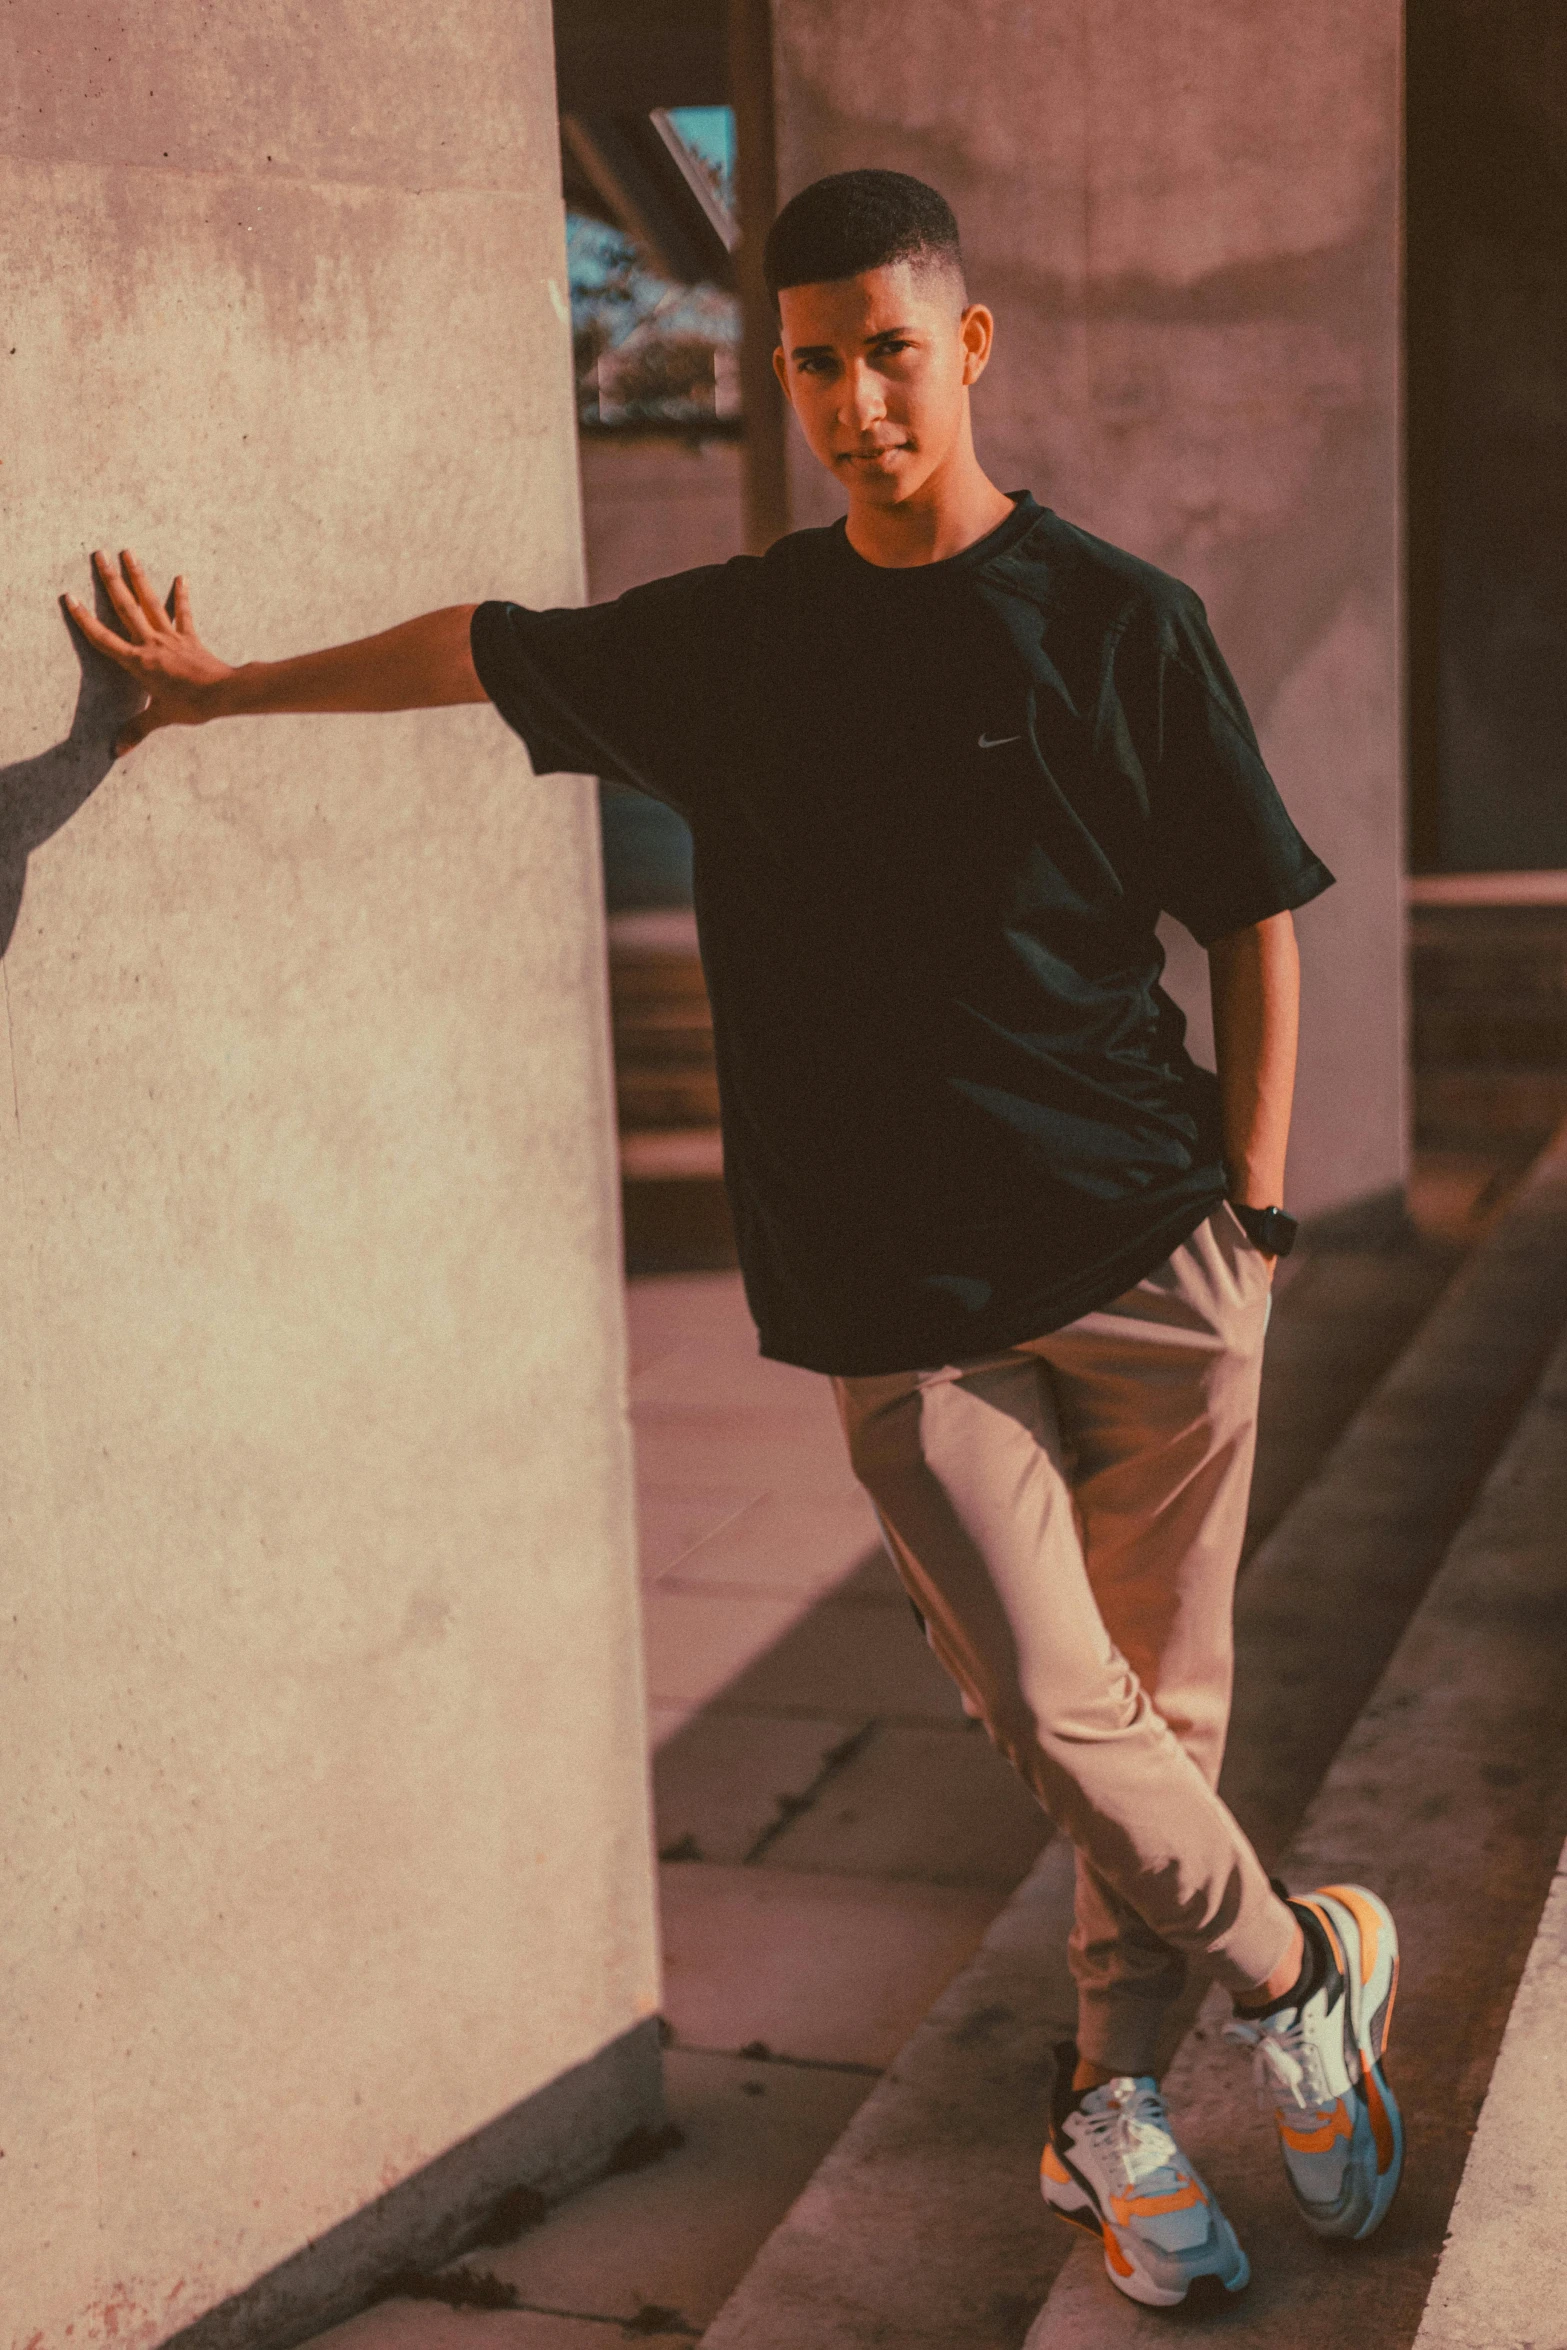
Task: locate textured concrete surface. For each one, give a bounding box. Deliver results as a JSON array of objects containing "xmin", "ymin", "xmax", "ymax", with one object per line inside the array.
[
  {"xmin": 1410, "ymin": 899, "xmax": 1567, "ymax": 1155},
  {"xmin": 1, "ymin": 9, "xmax": 662, "ymax": 2346},
  {"xmin": 162, "ymin": 2024, "xmax": 662, "ymax": 2350},
  {"xmin": 699, "ymin": 1836, "xmax": 1083, "ymax": 2350},
  {"xmin": 758, "ymin": 1722, "xmax": 1051, "ymax": 1890},
  {"xmin": 652, "ymin": 1709, "xmax": 862, "ymax": 1864},
  {"xmin": 1220, "ymin": 1125, "xmax": 1567, "ymax": 1862},
  {"xmin": 622, "ymin": 1269, "xmax": 881, "ymax": 1743},
  {"xmin": 315, "ymin": 2309, "xmax": 667, "ymax": 2350},
  {"xmin": 660, "ymin": 1864, "xmax": 999, "ymax": 2068},
  {"xmin": 308, "ymin": 2049, "xmax": 868, "ymax": 2347},
  {"xmin": 1247, "ymin": 1247, "xmax": 1447, "ymax": 1530},
  {"xmin": 1033, "ymin": 1300, "xmax": 1567, "ymax": 2343},
  {"xmin": 771, "ymin": 0, "xmax": 1405, "ymax": 1219},
  {"xmin": 1414, "ymin": 1841, "xmax": 1567, "ymax": 2350},
  {"xmin": 458, "ymin": 2047, "xmax": 869, "ymax": 2339},
  {"xmin": 579, "ymin": 435, "xmax": 745, "ymax": 605},
  {"xmin": 1241, "ymin": 1213, "xmax": 1461, "ymax": 1555}
]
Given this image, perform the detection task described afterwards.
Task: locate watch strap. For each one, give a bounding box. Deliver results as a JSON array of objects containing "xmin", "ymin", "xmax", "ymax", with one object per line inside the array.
[{"xmin": 1229, "ymin": 1201, "xmax": 1298, "ymax": 1258}]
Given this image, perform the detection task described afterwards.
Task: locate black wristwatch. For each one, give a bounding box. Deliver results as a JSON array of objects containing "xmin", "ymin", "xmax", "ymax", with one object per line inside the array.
[{"xmin": 1229, "ymin": 1201, "xmax": 1298, "ymax": 1258}]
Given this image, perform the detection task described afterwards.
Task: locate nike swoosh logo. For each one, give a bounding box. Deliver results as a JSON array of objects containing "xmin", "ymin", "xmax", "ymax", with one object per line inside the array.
[{"xmin": 978, "ymin": 732, "xmax": 1022, "ymax": 749}]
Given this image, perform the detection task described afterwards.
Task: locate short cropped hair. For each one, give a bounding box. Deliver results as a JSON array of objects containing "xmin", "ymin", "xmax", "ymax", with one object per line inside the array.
[{"xmin": 764, "ymin": 170, "xmax": 965, "ymax": 304}]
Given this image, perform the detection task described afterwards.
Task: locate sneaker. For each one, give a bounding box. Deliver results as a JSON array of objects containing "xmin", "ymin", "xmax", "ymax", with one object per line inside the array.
[
  {"xmin": 1226, "ymin": 1883, "xmax": 1403, "ymax": 2240},
  {"xmin": 1040, "ymin": 2042, "xmax": 1251, "ymax": 2308}
]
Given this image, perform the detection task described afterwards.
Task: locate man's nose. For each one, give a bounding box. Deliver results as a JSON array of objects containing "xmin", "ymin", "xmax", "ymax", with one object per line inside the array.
[{"xmin": 839, "ymin": 360, "xmax": 888, "ymax": 432}]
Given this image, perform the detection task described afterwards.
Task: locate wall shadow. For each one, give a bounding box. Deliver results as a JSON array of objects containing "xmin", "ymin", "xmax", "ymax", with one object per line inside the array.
[
  {"xmin": 0, "ymin": 614, "xmax": 141, "ymax": 957},
  {"xmin": 161, "ymin": 2019, "xmax": 662, "ymax": 2350}
]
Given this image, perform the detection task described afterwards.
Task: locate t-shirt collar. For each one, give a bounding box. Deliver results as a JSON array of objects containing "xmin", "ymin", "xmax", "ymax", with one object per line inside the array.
[{"xmin": 829, "ymin": 490, "xmax": 1044, "ymax": 582}]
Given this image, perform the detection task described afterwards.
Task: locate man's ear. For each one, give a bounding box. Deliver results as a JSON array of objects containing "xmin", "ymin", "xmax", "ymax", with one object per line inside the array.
[
  {"xmin": 960, "ymin": 303, "xmax": 996, "ymax": 387},
  {"xmin": 771, "ymin": 344, "xmax": 790, "ymax": 401}
]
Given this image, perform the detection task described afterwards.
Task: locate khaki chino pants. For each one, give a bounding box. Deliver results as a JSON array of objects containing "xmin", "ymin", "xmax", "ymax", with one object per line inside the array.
[{"xmin": 832, "ymin": 1203, "xmax": 1297, "ymax": 2075}]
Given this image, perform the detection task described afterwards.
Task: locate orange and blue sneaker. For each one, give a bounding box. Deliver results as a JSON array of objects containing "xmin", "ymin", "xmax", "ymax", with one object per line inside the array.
[
  {"xmin": 1226, "ymin": 1882, "xmax": 1403, "ymax": 2241},
  {"xmin": 1040, "ymin": 2042, "xmax": 1251, "ymax": 2308}
]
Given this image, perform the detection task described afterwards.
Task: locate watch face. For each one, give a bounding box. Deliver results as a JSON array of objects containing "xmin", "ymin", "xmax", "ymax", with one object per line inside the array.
[{"xmin": 1232, "ymin": 1202, "xmax": 1296, "ymax": 1255}]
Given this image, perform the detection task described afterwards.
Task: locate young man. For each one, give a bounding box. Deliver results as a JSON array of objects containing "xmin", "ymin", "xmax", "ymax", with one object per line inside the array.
[{"xmin": 67, "ymin": 170, "xmax": 1400, "ymax": 2311}]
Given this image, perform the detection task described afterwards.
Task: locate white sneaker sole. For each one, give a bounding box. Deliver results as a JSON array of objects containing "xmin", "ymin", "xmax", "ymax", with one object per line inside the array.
[
  {"xmin": 1041, "ymin": 2158, "xmax": 1252, "ymax": 2307},
  {"xmin": 1298, "ymin": 1884, "xmax": 1405, "ymax": 2239}
]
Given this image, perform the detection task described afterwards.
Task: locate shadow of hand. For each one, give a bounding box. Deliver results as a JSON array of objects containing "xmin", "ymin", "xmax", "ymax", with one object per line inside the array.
[{"xmin": 0, "ymin": 620, "xmax": 145, "ymax": 958}]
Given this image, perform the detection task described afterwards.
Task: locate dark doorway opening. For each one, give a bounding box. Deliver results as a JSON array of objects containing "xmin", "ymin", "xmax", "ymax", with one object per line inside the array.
[{"xmin": 1406, "ymin": 1, "xmax": 1567, "ymax": 874}]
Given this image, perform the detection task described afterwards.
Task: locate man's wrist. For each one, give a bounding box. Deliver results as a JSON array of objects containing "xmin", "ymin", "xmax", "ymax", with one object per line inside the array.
[
  {"xmin": 207, "ymin": 662, "xmax": 258, "ymax": 720},
  {"xmin": 1224, "ymin": 1160, "xmax": 1288, "ymax": 1209},
  {"xmin": 1228, "ymin": 1199, "xmax": 1298, "ymax": 1257}
]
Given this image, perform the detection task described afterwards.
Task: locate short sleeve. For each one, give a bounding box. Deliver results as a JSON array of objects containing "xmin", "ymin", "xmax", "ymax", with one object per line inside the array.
[
  {"xmin": 1125, "ymin": 591, "xmax": 1336, "ymax": 946},
  {"xmin": 470, "ymin": 558, "xmax": 759, "ymax": 819}
]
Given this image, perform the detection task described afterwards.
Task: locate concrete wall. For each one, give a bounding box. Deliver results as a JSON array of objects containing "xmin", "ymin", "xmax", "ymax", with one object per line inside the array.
[
  {"xmin": 580, "ymin": 433, "xmax": 745, "ymax": 602},
  {"xmin": 771, "ymin": 0, "xmax": 1407, "ymax": 1214},
  {"xmin": 1, "ymin": 8, "xmax": 661, "ymax": 2345}
]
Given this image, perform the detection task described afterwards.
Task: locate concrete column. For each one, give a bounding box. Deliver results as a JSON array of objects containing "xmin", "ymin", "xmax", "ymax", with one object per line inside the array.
[
  {"xmin": 772, "ymin": 0, "xmax": 1407, "ymax": 1215},
  {"xmin": 1, "ymin": 7, "xmax": 661, "ymax": 2344},
  {"xmin": 729, "ymin": 0, "xmax": 792, "ymax": 551}
]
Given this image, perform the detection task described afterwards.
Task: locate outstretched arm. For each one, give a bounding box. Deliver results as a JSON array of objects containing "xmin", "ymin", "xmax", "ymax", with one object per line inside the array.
[
  {"xmin": 64, "ymin": 549, "xmax": 487, "ymax": 758},
  {"xmin": 1207, "ymin": 909, "xmax": 1299, "ymax": 1225}
]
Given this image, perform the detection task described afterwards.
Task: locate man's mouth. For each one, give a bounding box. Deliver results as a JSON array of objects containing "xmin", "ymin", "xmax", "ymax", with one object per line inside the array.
[{"xmin": 839, "ymin": 443, "xmax": 912, "ymax": 467}]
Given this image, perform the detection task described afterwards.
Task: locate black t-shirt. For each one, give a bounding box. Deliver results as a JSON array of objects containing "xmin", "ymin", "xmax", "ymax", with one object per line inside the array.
[{"xmin": 472, "ymin": 493, "xmax": 1333, "ymax": 1375}]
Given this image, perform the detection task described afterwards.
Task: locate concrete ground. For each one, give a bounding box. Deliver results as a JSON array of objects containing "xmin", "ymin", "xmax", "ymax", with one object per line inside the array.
[
  {"xmin": 1413, "ymin": 1838, "xmax": 1567, "ymax": 2350},
  {"xmin": 297, "ymin": 1169, "xmax": 1496, "ymax": 2350}
]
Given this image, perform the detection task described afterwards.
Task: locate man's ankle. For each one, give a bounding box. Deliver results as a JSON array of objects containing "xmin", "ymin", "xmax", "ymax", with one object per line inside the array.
[
  {"xmin": 1234, "ymin": 1908, "xmax": 1325, "ymax": 2019},
  {"xmin": 1072, "ymin": 2057, "xmax": 1120, "ymax": 2094},
  {"xmin": 1247, "ymin": 1917, "xmax": 1306, "ymax": 2009}
]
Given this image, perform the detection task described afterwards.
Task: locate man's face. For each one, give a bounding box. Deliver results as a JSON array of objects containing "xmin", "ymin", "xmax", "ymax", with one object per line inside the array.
[{"xmin": 773, "ymin": 261, "xmax": 993, "ymax": 507}]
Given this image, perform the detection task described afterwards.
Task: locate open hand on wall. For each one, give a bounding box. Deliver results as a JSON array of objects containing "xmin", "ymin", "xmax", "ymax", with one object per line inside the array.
[{"xmin": 63, "ymin": 551, "xmax": 233, "ymax": 759}]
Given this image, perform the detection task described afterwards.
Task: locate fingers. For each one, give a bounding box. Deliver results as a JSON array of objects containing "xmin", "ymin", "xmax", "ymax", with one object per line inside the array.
[
  {"xmin": 88, "ymin": 548, "xmax": 155, "ymax": 642},
  {"xmin": 120, "ymin": 547, "xmax": 171, "ymax": 633},
  {"xmin": 61, "ymin": 589, "xmax": 145, "ymax": 671},
  {"xmin": 62, "ymin": 547, "xmax": 180, "ymax": 664}
]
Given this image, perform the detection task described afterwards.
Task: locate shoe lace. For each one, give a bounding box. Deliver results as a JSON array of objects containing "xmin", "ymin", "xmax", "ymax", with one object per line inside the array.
[
  {"xmin": 1224, "ymin": 2006, "xmax": 1337, "ymax": 2117},
  {"xmin": 1076, "ymin": 2078, "xmax": 1186, "ymax": 2188}
]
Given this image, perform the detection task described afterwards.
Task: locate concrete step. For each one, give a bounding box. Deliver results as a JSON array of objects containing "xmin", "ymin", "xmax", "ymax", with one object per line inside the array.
[
  {"xmin": 1029, "ymin": 1262, "xmax": 1567, "ymax": 2345},
  {"xmin": 620, "ymin": 1128, "xmax": 725, "ymax": 1182},
  {"xmin": 1219, "ymin": 1122, "xmax": 1567, "ymax": 1864},
  {"xmin": 616, "ymin": 1066, "xmax": 724, "ymax": 1130},
  {"xmin": 1411, "ymin": 1837, "xmax": 1567, "ymax": 2350},
  {"xmin": 606, "ymin": 907, "xmax": 735, "ymax": 1270},
  {"xmin": 1416, "ymin": 1066, "xmax": 1567, "ymax": 1148},
  {"xmin": 696, "ymin": 1129, "xmax": 1567, "ymax": 2348},
  {"xmin": 614, "ymin": 1002, "xmax": 718, "ymax": 1066},
  {"xmin": 621, "ymin": 1170, "xmax": 737, "ymax": 1276},
  {"xmin": 607, "ymin": 913, "xmax": 710, "ymax": 1016},
  {"xmin": 1410, "ymin": 897, "xmax": 1567, "ymax": 1148},
  {"xmin": 1415, "ymin": 996, "xmax": 1567, "ymax": 1068},
  {"xmin": 609, "ymin": 919, "xmax": 720, "ymax": 1132},
  {"xmin": 605, "ymin": 910, "xmax": 734, "ymax": 1269}
]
